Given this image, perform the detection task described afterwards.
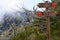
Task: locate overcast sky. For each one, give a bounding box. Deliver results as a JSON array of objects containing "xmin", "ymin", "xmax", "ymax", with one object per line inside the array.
[{"xmin": 0, "ymin": 0, "xmax": 51, "ymax": 21}]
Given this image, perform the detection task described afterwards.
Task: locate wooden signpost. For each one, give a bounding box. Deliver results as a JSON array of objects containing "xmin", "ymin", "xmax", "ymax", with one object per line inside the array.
[{"xmin": 37, "ymin": 1, "xmax": 57, "ymax": 40}]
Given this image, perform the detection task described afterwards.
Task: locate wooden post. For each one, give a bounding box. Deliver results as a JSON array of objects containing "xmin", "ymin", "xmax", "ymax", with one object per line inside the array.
[
  {"xmin": 46, "ymin": 8, "xmax": 50, "ymax": 40},
  {"xmin": 45, "ymin": 1, "xmax": 51, "ymax": 40}
]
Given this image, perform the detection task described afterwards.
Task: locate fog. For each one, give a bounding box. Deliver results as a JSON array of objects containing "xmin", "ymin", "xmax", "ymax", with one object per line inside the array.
[{"xmin": 0, "ymin": 0, "xmax": 51, "ymax": 22}]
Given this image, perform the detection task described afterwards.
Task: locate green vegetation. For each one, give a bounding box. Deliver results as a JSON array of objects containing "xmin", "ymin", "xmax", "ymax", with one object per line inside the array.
[
  {"xmin": 11, "ymin": 2, "xmax": 60, "ymax": 40},
  {"xmin": 11, "ymin": 12, "xmax": 60, "ymax": 40}
]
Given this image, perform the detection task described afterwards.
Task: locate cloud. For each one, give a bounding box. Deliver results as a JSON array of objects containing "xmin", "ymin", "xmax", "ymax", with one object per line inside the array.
[
  {"xmin": 0, "ymin": 0, "xmax": 23, "ymax": 21},
  {"xmin": 0, "ymin": 0, "xmax": 51, "ymax": 21}
]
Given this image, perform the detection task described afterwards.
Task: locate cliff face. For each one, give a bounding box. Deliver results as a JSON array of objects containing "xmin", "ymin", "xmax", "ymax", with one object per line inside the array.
[{"xmin": 0, "ymin": 8, "xmax": 35, "ymax": 40}]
